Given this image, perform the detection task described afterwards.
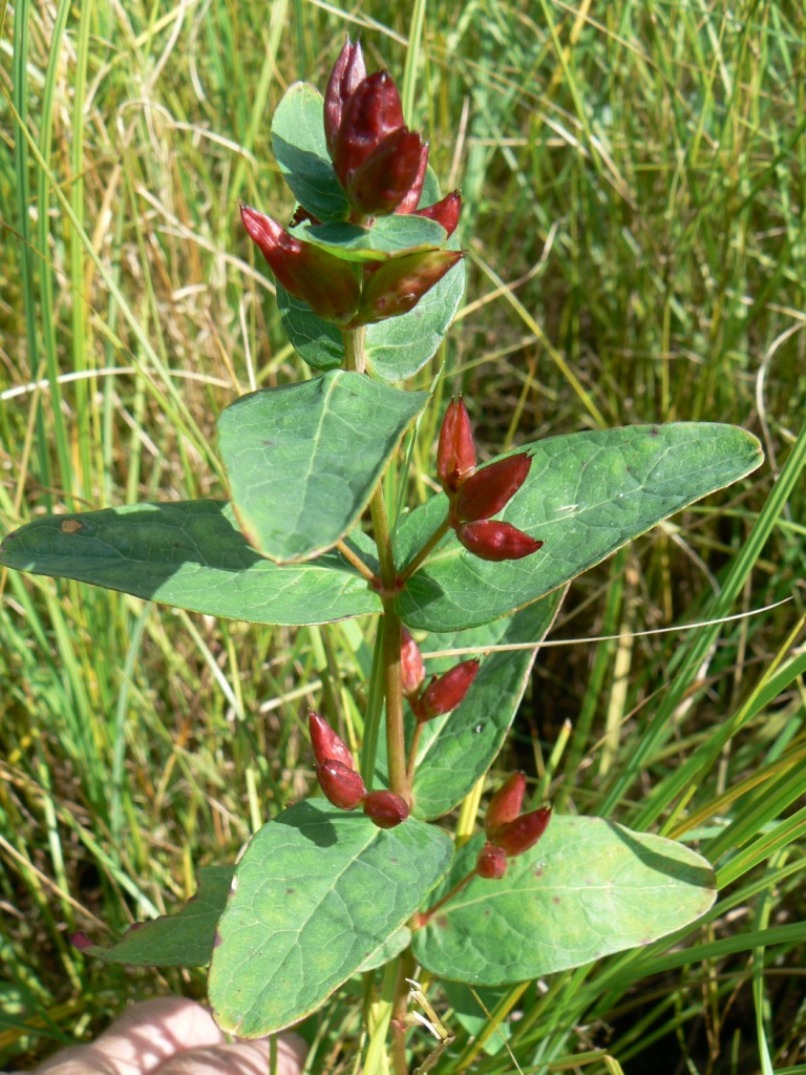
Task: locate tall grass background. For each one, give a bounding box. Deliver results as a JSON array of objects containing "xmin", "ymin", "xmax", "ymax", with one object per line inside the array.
[{"xmin": 1, "ymin": 0, "xmax": 804, "ymax": 1070}]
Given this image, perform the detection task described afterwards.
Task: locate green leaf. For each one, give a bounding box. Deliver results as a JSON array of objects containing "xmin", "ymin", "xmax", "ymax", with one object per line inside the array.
[
  {"xmin": 397, "ymin": 424, "xmax": 763, "ymax": 631},
  {"xmin": 276, "ymin": 285, "xmax": 345, "ymax": 372},
  {"xmin": 357, "ymin": 926, "xmax": 412, "ymax": 972},
  {"xmin": 208, "ymin": 800, "xmax": 454, "ymax": 1036},
  {"xmin": 295, "ymin": 215, "xmax": 447, "ymax": 261},
  {"xmin": 77, "ymin": 866, "xmax": 233, "ymax": 967},
  {"xmin": 278, "ymin": 258, "xmax": 465, "ymax": 381},
  {"xmin": 412, "ymin": 818, "xmax": 716, "ymax": 985},
  {"xmin": 218, "ymin": 373, "xmax": 428, "ymax": 562},
  {"xmin": 0, "ymin": 501, "xmax": 382, "ymax": 626},
  {"xmin": 411, "ymin": 591, "xmax": 566, "ymax": 819},
  {"xmin": 271, "ymin": 82, "xmax": 348, "ymax": 223}
]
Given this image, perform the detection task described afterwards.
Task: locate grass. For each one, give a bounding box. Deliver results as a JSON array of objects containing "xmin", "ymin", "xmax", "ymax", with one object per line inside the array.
[{"xmin": 1, "ymin": 0, "xmax": 804, "ymax": 1071}]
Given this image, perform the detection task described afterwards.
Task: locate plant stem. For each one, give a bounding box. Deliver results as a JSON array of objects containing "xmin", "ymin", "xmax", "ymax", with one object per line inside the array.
[
  {"xmin": 360, "ymin": 621, "xmax": 386, "ymax": 787},
  {"xmin": 382, "ymin": 603, "xmax": 408, "ymax": 799},
  {"xmin": 417, "ymin": 869, "xmax": 475, "ymax": 925},
  {"xmin": 366, "ymin": 413, "xmax": 408, "ymax": 799},
  {"xmin": 345, "ymin": 324, "xmax": 408, "ymax": 800},
  {"xmin": 336, "ymin": 538, "xmax": 377, "ymax": 583},
  {"xmin": 391, "ymin": 949, "xmax": 416, "ymax": 1075},
  {"xmin": 369, "ymin": 472, "xmax": 397, "ymax": 590},
  {"xmin": 343, "ymin": 325, "xmax": 366, "ymax": 374},
  {"xmin": 398, "ymin": 513, "xmax": 453, "ymax": 584}
]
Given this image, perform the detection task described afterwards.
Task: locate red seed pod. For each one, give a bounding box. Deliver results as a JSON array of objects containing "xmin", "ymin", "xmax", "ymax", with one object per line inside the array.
[
  {"xmin": 333, "ymin": 71, "xmax": 405, "ymax": 188},
  {"xmin": 309, "ymin": 712, "xmax": 356, "ymax": 770},
  {"xmin": 454, "ymin": 454, "xmax": 532, "ymax": 523},
  {"xmin": 456, "ymin": 520, "xmax": 543, "ymax": 563},
  {"xmin": 491, "ymin": 806, "xmax": 552, "ymax": 857},
  {"xmin": 401, "ymin": 628, "xmax": 426, "ymax": 698},
  {"xmin": 350, "ymin": 249, "xmax": 462, "ymax": 326},
  {"xmin": 316, "ymin": 759, "xmax": 367, "ymax": 810},
  {"xmin": 395, "ymin": 142, "xmax": 430, "ymax": 214},
  {"xmin": 421, "ymin": 659, "xmax": 480, "ymax": 720},
  {"xmin": 476, "ymin": 842, "xmax": 508, "ymax": 880},
  {"xmin": 415, "ymin": 190, "xmax": 463, "ymax": 238},
  {"xmin": 324, "ymin": 39, "xmax": 367, "ymax": 157},
  {"xmin": 240, "ymin": 204, "xmax": 360, "ymax": 323},
  {"xmin": 485, "ymin": 772, "xmax": 527, "ymax": 836},
  {"xmin": 363, "ymin": 790, "xmax": 410, "ymax": 829},
  {"xmin": 437, "ymin": 398, "xmax": 476, "ymax": 494},
  {"xmin": 346, "ymin": 128, "xmax": 426, "ymax": 216}
]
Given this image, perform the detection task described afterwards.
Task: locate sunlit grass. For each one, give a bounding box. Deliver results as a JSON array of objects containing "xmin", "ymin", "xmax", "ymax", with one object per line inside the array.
[{"xmin": 1, "ymin": 0, "xmax": 803, "ymax": 1070}]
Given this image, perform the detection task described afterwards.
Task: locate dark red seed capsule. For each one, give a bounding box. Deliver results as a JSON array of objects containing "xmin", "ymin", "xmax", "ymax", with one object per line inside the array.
[
  {"xmin": 363, "ymin": 790, "xmax": 410, "ymax": 829},
  {"xmin": 454, "ymin": 454, "xmax": 532, "ymax": 523},
  {"xmin": 491, "ymin": 806, "xmax": 552, "ymax": 857},
  {"xmin": 476, "ymin": 842, "xmax": 508, "ymax": 879},
  {"xmin": 456, "ymin": 520, "xmax": 543, "ymax": 562},
  {"xmin": 420, "ymin": 659, "xmax": 480, "ymax": 720},
  {"xmin": 333, "ymin": 71, "xmax": 405, "ymax": 188},
  {"xmin": 346, "ymin": 128, "xmax": 426, "ymax": 216},
  {"xmin": 324, "ymin": 39, "xmax": 367, "ymax": 158},
  {"xmin": 316, "ymin": 759, "xmax": 367, "ymax": 811},
  {"xmin": 485, "ymin": 772, "xmax": 527, "ymax": 836},
  {"xmin": 415, "ymin": 190, "xmax": 462, "ymax": 238},
  {"xmin": 437, "ymin": 398, "xmax": 476, "ymax": 495},
  {"xmin": 394, "ymin": 142, "xmax": 430, "ymax": 214},
  {"xmin": 309, "ymin": 712, "xmax": 356, "ymax": 770},
  {"xmin": 240, "ymin": 204, "xmax": 360, "ymax": 323}
]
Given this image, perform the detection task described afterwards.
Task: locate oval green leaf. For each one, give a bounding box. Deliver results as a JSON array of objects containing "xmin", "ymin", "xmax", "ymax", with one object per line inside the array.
[
  {"xmin": 411, "ymin": 590, "xmax": 566, "ymax": 819},
  {"xmin": 412, "ymin": 817, "xmax": 716, "ymax": 985},
  {"xmin": 76, "ymin": 866, "xmax": 233, "ymax": 967},
  {"xmin": 218, "ymin": 373, "xmax": 429, "ymax": 562},
  {"xmin": 0, "ymin": 501, "xmax": 382, "ymax": 626},
  {"xmin": 209, "ymin": 800, "xmax": 454, "ymax": 1036},
  {"xmin": 397, "ymin": 423, "xmax": 763, "ymax": 631},
  {"xmin": 271, "ymin": 82, "xmax": 348, "ymax": 223}
]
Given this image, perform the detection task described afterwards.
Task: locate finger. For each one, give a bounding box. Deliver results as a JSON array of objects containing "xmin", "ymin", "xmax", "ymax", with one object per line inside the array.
[
  {"xmin": 35, "ymin": 999, "xmax": 225, "ymax": 1075},
  {"xmin": 154, "ymin": 1034, "xmax": 308, "ymax": 1075}
]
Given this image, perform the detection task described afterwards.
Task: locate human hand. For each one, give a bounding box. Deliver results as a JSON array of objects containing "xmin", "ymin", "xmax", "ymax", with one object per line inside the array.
[{"xmin": 24, "ymin": 997, "xmax": 307, "ymax": 1075}]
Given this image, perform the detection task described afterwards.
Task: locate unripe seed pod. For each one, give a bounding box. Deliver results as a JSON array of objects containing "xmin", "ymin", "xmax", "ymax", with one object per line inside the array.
[
  {"xmin": 491, "ymin": 806, "xmax": 552, "ymax": 857},
  {"xmin": 476, "ymin": 842, "xmax": 508, "ymax": 879},
  {"xmin": 363, "ymin": 790, "xmax": 410, "ymax": 829},
  {"xmin": 437, "ymin": 398, "xmax": 476, "ymax": 494},
  {"xmin": 415, "ymin": 190, "xmax": 462, "ymax": 238},
  {"xmin": 401, "ymin": 628, "xmax": 426, "ymax": 698},
  {"xmin": 316, "ymin": 759, "xmax": 367, "ymax": 810},
  {"xmin": 485, "ymin": 772, "xmax": 527, "ymax": 836},
  {"xmin": 309, "ymin": 712, "xmax": 356, "ymax": 770},
  {"xmin": 454, "ymin": 454, "xmax": 532, "ymax": 523},
  {"xmin": 324, "ymin": 39, "xmax": 367, "ymax": 157},
  {"xmin": 351, "ymin": 250, "xmax": 462, "ymax": 326},
  {"xmin": 456, "ymin": 520, "xmax": 543, "ymax": 562},
  {"xmin": 421, "ymin": 659, "xmax": 480, "ymax": 720}
]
